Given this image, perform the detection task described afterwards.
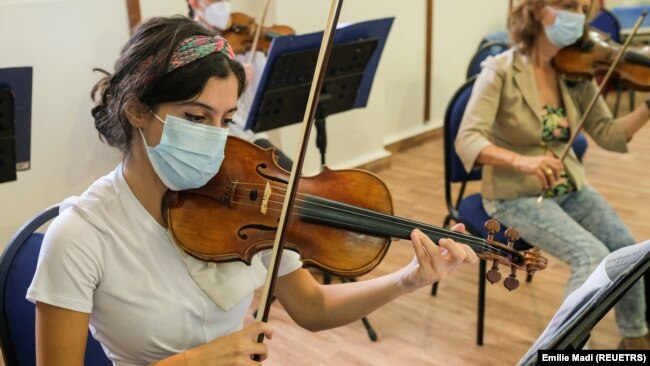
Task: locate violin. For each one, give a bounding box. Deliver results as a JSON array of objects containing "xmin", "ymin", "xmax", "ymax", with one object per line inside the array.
[
  {"xmin": 222, "ymin": 12, "xmax": 294, "ymax": 55},
  {"xmin": 163, "ymin": 137, "xmax": 548, "ymax": 291},
  {"xmin": 554, "ymin": 28, "xmax": 650, "ymax": 91}
]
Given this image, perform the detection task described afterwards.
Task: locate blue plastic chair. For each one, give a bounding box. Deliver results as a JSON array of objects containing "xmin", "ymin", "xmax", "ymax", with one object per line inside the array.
[
  {"xmin": 0, "ymin": 206, "xmax": 111, "ymax": 366},
  {"xmin": 430, "ymin": 77, "xmax": 535, "ymax": 346},
  {"xmin": 478, "ymin": 30, "xmax": 509, "ymax": 50},
  {"xmin": 591, "ymin": 9, "xmax": 622, "ymax": 43},
  {"xmin": 466, "ymin": 41, "xmax": 510, "ymax": 79}
]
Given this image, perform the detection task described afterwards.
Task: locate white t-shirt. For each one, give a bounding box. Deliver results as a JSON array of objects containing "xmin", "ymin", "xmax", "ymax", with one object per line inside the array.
[
  {"xmin": 27, "ymin": 165, "xmax": 302, "ymax": 366},
  {"xmin": 229, "ymin": 51, "xmax": 268, "ymax": 141}
]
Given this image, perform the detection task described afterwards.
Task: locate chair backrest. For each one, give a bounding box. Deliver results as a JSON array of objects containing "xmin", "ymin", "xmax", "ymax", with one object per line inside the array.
[
  {"xmin": 590, "ymin": 8, "xmax": 622, "ymax": 43},
  {"xmin": 466, "ymin": 41, "xmax": 509, "ymax": 79},
  {"xmin": 443, "ymin": 77, "xmax": 480, "ymax": 213},
  {"xmin": 477, "ymin": 30, "xmax": 509, "ymax": 50},
  {"xmin": 0, "ymin": 206, "xmax": 111, "ymax": 366},
  {"xmin": 444, "ymin": 76, "xmax": 480, "ymax": 185}
]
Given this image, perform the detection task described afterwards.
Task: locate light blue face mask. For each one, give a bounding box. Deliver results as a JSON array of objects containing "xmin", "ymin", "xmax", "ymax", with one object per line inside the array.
[
  {"xmin": 544, "ymin": 9, "xmax": 586, "ymax": 48},
  {"xmin": 140, "ymin": 112, "xmax": 229, "ymax": 191}
]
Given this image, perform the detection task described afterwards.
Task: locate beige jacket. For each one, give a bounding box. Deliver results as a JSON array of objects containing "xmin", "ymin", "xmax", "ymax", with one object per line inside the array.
[{"xmin": 455, "ymin": 48, "xmax": 628, "ymax": 200}]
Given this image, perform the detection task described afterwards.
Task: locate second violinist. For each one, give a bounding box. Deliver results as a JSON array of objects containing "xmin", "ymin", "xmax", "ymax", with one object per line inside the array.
[
  {"xmin": 455, "ymin": 0, "xmax": 650, "ymax": 349},
  {"xmin": 187, "ymin": 0, "xmax": 293, "ymax": 170}
]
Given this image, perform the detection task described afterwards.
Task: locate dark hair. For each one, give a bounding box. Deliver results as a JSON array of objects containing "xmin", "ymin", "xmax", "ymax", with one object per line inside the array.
[{"xmin": 91, "ymin": 16, "xmax": 245, "ymax": 154}]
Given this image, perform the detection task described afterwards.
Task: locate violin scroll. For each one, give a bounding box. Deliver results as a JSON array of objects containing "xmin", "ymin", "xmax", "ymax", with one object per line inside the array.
[{"xmin": 482, "ymin": 219, "xmax": 547, "ymax": 291}]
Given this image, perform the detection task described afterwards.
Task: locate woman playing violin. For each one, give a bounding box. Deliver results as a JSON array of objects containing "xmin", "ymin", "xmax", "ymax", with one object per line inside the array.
[
  {"xmin": 456, "ymin": 0, "xmax": 650, "ymax": 349},
  {"xmin": 28, "ymin": 16, "xmax": 477, "ymax": 366},
  {"xmin": 186, "ymin": 0, "xmax": 293, "ymax": 171}
]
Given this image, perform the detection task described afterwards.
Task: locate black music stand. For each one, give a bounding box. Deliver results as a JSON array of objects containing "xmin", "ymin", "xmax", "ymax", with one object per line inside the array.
[
  {"xmin": 251, "ymin": 38, "xmax": 377, "ymax": 165},
  {"xmin": 245, "ymin": 17, "xmax": 393, "ymax": 166},
  {"xmin": 518, "ymin": 242, "xmax": 650, "ymax": 365},
  {"xmin": 246, "ymin": 19, "xmax": 393, "ymax": 342}
]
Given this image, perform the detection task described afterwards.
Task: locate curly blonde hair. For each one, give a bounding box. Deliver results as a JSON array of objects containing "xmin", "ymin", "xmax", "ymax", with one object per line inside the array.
[{"xmin": 508, "ymin": 0, "xmax": 597, "ymax": 54}]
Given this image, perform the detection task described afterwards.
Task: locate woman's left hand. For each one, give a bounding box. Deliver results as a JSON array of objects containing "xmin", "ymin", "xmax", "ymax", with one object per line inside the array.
[{"xmin": 399, "ymin": 223, "xmax": 478, "ymax": 292}]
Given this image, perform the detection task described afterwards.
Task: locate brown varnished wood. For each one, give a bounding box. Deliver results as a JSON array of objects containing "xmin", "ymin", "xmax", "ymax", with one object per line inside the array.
[
  {"xmin": 555, "ymin": 28, "xmax": 650, "ymax": 92},
  {"xmin": 424, "ymin": 0, "xmax": 433, "ymax": 122},
  {"xmin": 165, "ymin": 137, "xmax": 547, "ymax": 280},
  {"xmin": 166, "ymin": 137, "xmax": 394, "ymax": 278},
  {"xmin": 223, "ymin": 12, "xmax": 295, "ymax": 55},
  {"xmin": 125, "ymin": 0, "xmax": 141, "ymax": 34}
]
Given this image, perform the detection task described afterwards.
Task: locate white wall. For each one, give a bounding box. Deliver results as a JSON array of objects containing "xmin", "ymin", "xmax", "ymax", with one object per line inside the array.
[
  {"xmin": 607, "ymin": 0, "xmax": 650, "ymax": 6},
  {"xmin": 0, "ymin": 0, "xmax": 507, "ymax": 248},
  {"xmin": 0, "ymin": 0, "xmax": 126, "ymax": 247},
  {"xmin": 432, "ymin": 1, "xmax": 509, "ymax": 128}
]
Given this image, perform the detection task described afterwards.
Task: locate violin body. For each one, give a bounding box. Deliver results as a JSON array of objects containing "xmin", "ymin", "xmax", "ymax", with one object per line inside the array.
[
  {"xmin": 164, "ymin": 137, "xmax": 547, "ymax": 282},
  {"xmin": 165, "ymin": 137, "xmax": 393, "ymax": 277},
  {"xmin": 554, "ymin": 28, "xmax": 650, "ymax": 91},
  {"xmin": 223, "ymin": 12, "xmax": 295, "ymax": 55}
]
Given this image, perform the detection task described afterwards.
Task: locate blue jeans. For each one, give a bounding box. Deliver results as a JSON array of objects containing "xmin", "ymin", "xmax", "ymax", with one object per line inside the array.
[{"xmin": 484, "ymin": 186, "xmax": 648, "ymax": 338}]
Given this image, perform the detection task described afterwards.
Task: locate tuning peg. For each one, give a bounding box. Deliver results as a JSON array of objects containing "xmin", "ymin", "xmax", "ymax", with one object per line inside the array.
[
  {"xmin": 484, "ymin": 219, "xmax": 500, "ymax": 238},
  {"xmin": 486, "ymin": 259, "xmax": 502, "ymax": 284},
  {"xmin": 486, "ymin": 264, "xmax": 502, "ymax": 284},
  {"xmin": 504, "ymin": 227, "xmax": 520, "ymax": 245},
  {"xmin": 484, "ymin": 220, "xmax": 502, "ymax": 284},
  {"xmin": 503, "ymin": 266, "xmax": 520, "ymax": 291}
]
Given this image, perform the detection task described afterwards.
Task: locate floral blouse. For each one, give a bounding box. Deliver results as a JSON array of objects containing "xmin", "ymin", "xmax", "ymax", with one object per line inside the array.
[{"xmin": 541, "ymin": 105, "xmax": 575, "ymax": 197}]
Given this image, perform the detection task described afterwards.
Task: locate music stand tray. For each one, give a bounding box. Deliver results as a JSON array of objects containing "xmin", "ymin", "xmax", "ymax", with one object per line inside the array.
[
  {"xmin": 518, "ymin": 240, "xmax": 650, "ymax": 365},
  {"xmin": 0, "ymin": 67, "xmax": 32, "ymax": 174},
  {"xmin": 245, "ymin": 17, "xmax": 394, "ymax": 134}
]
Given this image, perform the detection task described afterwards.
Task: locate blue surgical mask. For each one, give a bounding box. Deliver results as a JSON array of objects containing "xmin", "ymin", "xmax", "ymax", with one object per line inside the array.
[
  {"xmin": 140, "ymin": 112, "xmax": 229, "ymax": 191},
  {"xmin": 544, "ymin": 9, "xmax": 586, "ymax": 48}
]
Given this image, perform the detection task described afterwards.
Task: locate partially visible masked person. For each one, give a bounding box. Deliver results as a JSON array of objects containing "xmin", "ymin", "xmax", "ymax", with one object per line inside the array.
[{"xmin": 186, "ymin": 0, "xmax": 293, "ymax": 170}]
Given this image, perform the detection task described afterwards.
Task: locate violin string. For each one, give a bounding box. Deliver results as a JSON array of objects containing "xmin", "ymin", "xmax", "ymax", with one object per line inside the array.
[
  {"xmin": 228, "ymin": 197, "xmax": 510, "ymax": 258},
  {"xmin": 185, "ymin": 181, "xmax": 516, "ymax": 258},
  {"xmin": 213, "ymin": 185, "xmax": 512, "ymax": 258},
  {"xmin": 223, "ymin": 190, "xmax": 513, "ymax": 258}
]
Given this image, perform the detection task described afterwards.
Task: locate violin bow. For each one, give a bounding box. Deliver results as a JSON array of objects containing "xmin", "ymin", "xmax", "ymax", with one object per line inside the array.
[
  {"xmin": 537, "ymin": 11, "xmax": 647, "ymax": 203},
  {"xmin": 247, "ymin": 0, "xmax": 272, "ymax": 64},
  {"xmin": 252, "ymin": 0, "xmax": 343, "ymax": 356}
]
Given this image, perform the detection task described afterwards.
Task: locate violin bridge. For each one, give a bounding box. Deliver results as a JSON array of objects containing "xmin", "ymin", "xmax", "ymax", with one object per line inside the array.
[
  {"xmin": 224, "ymin": 182, "xmax": 239, "ymax": 207},
  {"xmin": 260, "ymin": 182, "xmax": 272, "ymax": 215}
]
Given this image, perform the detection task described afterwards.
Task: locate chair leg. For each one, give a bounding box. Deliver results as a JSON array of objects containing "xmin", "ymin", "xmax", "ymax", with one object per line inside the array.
[
  {"xmin": 341, "ymin": 277, "xmax": 378, "ymax": 341},
  {"xmin": 526, "ymin": 272, "xmax": 533, "ymax": 283},
  {"xmin": 430, "ymin": 282, "xmax": 439, "ymax": 296},
  {"xmin": 476, "ymin": 259, "xmax": 486, "ymax": 346},
  {"xmin": 443, "ymin": 214, "xmax": 452, "ymax": 228}
]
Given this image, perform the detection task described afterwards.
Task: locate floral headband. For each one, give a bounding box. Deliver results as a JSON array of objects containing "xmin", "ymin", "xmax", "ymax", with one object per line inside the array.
[{"xmin": 165, "ymin": 35, "xmax": 236, "ymax": 74}]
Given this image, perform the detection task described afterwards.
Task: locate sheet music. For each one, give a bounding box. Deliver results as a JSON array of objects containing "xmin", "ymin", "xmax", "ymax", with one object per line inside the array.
[{"xmin": 518, "ymin": 240, "xmax": 650, "ymax": 366}]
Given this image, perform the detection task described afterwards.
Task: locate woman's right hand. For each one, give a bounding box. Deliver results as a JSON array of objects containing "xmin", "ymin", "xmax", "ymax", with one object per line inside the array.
[
  {"xmin": 169, "ymin": 322, "xmax": 273, "ymax": 365},
  {"xmin": 512, "ymin": 151, "xmax": 563, "ymax": 189}
]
